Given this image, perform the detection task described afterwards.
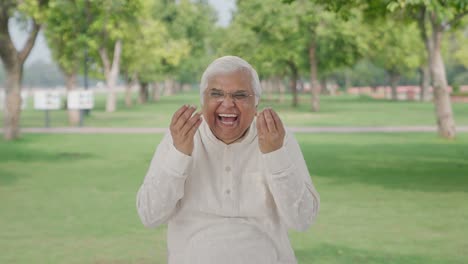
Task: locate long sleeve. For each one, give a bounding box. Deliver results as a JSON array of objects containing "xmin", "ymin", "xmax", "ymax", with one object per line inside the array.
[
  {"xmin": 263, "ymin": 131, "xmax": 320, "ymax": 231},
  {"xmin": 136, "ymin": 132, "xmax": 192, "ymax": 228}
]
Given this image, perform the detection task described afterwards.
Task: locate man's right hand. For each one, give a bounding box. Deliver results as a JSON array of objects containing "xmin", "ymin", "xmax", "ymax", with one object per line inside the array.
[{"xmin": 170, "ymin": 105, "xmax": 202, "ymax": 156}]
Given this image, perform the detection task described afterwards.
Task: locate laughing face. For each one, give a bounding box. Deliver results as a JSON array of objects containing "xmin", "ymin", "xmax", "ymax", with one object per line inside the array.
[{"xmin": 202, "ymin": 70, "xmax": 257, "ymax": 144}]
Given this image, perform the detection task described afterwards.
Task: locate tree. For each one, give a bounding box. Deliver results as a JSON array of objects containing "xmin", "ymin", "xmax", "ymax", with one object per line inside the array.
[
  {"xmin": 148, "ymin": 0, "xmax": 218, "ymax": 96},
  {"xmin": 120, "ymin": 0, "xmax": 190, "ymax": 105},
  {"xmin": 166, "ymin": 0, "xmax": 219, "ymax": 86},
  {"xmin": 44, "ymin": 0, "xmax": 87, "ymax": 125},
  {"xmin": 224, "ymin": 0, "xmax": 308, "ymax": 107},
  {"xmin": 0, "ymin": 0, "xmax": 49, "ymax": 140},
  {"xmin": 375, "ymin": 0, "xmax": 468, "ymax": 139},
  {"xmin": 367, "ymin": 19, "xmax": 422, "ymax": 100},
  {"xmin": 293, "ymin": 0, "xmax": 467, "ymax": 138},
  {"xmin": 299, "ymin": 3, "xmax": 367, "ymax": 110},
  {"xmin": 225, "ymin": 0, "xmax": 366, "ymax": 109},
  {"xmin": 86, "ymin": 0, "xmax": 141, "ymax": 112}
]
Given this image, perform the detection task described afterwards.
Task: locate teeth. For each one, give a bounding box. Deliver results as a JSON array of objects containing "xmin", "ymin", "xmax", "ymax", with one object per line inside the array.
[{"xmin": 218, "ymin": 114, "xmax": 237, "ymax": 117}]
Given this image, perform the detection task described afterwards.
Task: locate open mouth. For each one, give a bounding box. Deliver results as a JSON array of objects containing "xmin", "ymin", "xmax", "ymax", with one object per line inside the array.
[{"xmin": 217, "ymin": 113, "xmax": 238, "ymax": 125}]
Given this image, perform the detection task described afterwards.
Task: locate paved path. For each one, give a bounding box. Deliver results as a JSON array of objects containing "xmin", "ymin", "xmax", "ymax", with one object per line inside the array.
[{"xmin": 16, "ymin": 126, "xmax": 468, "ymax": 134}]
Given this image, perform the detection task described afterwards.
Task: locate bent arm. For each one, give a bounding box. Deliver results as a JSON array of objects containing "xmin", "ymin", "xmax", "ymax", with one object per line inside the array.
[
  {"xmin": 136, "ymin": 133, "xmax": 192, "ymax": 228},
  {"xmin": 263, "ymin": 132, "xmax": 320, "ymax": 231}
]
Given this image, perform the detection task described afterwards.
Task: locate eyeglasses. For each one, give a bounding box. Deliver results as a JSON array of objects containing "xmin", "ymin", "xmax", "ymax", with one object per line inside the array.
[{"xmin": 205, "ymin": 89, "xmax": 254, "ymax": 103}]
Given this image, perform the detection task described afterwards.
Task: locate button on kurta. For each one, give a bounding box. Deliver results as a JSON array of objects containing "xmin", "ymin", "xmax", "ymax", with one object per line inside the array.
[{"xmin": 225, "ymin": 166, "xmax": 231, "ymax": 172}]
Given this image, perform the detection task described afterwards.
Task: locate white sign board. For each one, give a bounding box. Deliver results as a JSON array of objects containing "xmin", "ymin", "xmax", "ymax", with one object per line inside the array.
[
  {"xmin": 67, "ymin": 90, "xmax": 94, "ymax": 110},
  {"xmin": 34, "ymin": 90, "xmax": 62, "ymax": 110},
  {"xmin": 21, "ymin": 91, "xmax": 28, "ymax": 109},
  {"xmin": 1, "ymin": 90, "xmax": 29, "ymax": 110}
]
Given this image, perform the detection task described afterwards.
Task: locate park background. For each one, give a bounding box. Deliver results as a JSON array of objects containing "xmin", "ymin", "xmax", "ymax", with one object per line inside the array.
[{"xmin": 1, "ymin": 0, "xmax": 468, "ymax": 263}]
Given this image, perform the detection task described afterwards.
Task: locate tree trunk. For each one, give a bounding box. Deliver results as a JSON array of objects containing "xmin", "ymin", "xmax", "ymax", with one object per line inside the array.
[
  {"xmin": 139, "ymin": 82, "xmax": 149, "ymax": 104},
  {"xmin": 287, "ymin": 61, "xmax": 298, "ymax": 107},
  {"xmin": 99, "ymin": 40, "xmax": 122, "ymax": 113},
  {"xmin": 419, "ymin": 64, "xmax": 431, "ymax": 101},
  {"xmin": 417, "ymin": 7, "xmax": 433, "ymax": 102},
  {"xmin": 0, "ymin": 15, "xmax": 40, "ymax": 140},
  {"xmin": 430, "ymin": 27, "xmax": 456, "ymax": 139},
  {"xmin": 123, "ymin": 73, "xmax": 136, "ymax": 108},
  {"xmin": 3, "ymin": 65, "xmax": 22, "ymax": 139},
  {"xmin": 344, "ymin": 69, "xmax": 351, "ymax": 91},
  {"xmin": 278, "ymin": 77, "xmax": 286, "ymax": 103},
  {"xmin": 320, "ymin": 79, "xmax": 327, "ymax": 95},
  {"xmin": 389, "ymin": 71, "xmax": 400, "ymax": 101},
  {"xmin": 174, "ymin": 81, "xmax": 181, "ymax": 94},
  {"xmin": 64, "ymin": 72, "xmax": 80, "ymax": 126},
  {"xmin": 124, "ymin": 84, "xmax": 133, "ymax": 107},
  {"xmin": 164, "ymin": 78, "xmax": 174, "ymax": 96},
  {"xmin": 152, "ymin": 82, "xmax": 161, "ymax": 102},
  {"xmin": 272, "ymin": 76, "xmax": 280, "ymax": 101},
  {"xmin": 267, "ymin": 78, "xmax": 274, "ymax": 101},
  {"xmin": 309, "ymin": 41, "xmax": 320, "ymax": 112}
]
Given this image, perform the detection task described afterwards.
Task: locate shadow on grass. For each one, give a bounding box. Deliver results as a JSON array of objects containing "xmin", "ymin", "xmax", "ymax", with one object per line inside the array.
[
  {"xmin": 0, "ymin": 168, "xmax": 19, "ymax": 185},
  {"xmin": 300, "ymin": 136, "xmax": 468, "ymax": 193},
  {"xmin": 295, "ymin": 243, "xmax": 458, "ymax": 264},
  {"xmin": 0, "ymin": 144, "xmax": 94, "ymax": 163}
]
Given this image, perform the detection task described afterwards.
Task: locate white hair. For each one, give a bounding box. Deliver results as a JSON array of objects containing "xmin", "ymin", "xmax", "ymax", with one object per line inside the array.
[{"xmin": 199, "ymin": 56, "xmax": 262, "ymax": 105}]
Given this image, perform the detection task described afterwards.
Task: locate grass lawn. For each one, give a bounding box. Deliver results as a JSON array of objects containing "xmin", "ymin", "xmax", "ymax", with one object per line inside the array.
[
  {"xmin": 8, "ymin": 91, "xmax": 468, "ymax": 128},
  {"xmin": 1, "ymin": 133, "xmax": 467, "ymax": 263}
]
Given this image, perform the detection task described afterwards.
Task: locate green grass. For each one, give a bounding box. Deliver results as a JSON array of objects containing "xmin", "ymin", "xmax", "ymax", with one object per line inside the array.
[
  {"xmin": 1, "ymin": 133, "xmax": 468, "ymax": 263},
  {"xmin": 7, "ymin": 91, "xmax": 468, "ymax": 128}
]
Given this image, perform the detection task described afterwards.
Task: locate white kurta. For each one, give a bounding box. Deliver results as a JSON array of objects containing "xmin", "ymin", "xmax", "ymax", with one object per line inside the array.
[{"xmin": 137, "ymin": 119, "xmax": 320, "ymax": 264}]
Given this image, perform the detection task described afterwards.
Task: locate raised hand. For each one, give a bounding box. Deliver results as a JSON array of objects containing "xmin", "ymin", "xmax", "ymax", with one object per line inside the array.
[
  {"xmin": 256, "ymin": 108, "xmax": 285, "ymax": 154},
  {"xmin": 170, "ymin": 105, "xmax": 203, "ymax": 156}
]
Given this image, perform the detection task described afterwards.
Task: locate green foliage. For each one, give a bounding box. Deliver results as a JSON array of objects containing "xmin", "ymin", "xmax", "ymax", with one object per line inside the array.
[
  {"xmin": 155, "ymin": 0, "xmax": 219, "ymax": 83},
  {"xmin": 387, "ymin": 0, "xmax": 468, "ymax": 24},
  {"xmin": 222, "ymin": 0, "xmax": 367, "ymax": 80},
  {"xmin": 44, "ymin": 0, "xmax": 87, "ymax": 75},
  {"xmin": 120, "ymin": 0, "xmax": 190, "ymax": 83},
  {"xmin": 17, "ymin": 0, "xmax": 50, "ymax": 23},
  {"xmin": 366, "ymin": 19, "xmax": 423, "ymax": 77},
  {"xmin": 43, "ymin": 0, "xmax": 145, "ymax": 81},
  {"xmin": 221, "ymin": 0, "xmax": 304, "ymax": 77},
  {"xmin": 85, "ymin": 0, "xmax": 142, "ymax": 72},
  {"xmin": 450, "ymin": 24, "xmax": 468, "ymax": 68}
]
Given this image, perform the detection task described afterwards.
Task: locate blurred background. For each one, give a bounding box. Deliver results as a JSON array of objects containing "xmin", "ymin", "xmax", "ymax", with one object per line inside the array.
[{"xmin": 1, "ymin": 0, "xmax": 467, "ymax": 263}]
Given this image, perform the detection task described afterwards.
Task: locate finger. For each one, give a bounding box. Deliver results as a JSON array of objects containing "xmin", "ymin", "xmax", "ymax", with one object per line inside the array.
[
  {"xmin": 171, "ymin": 105, "xmax": 188, "ymax": 125},
  {"xmin": 187, "ymin": 115, "xmax": 203, "ymax": 137},
  {"xmin": 264, "ymin": 108, "xmax": 277, "ymax": 132},
  {"xmin": 270, "ymin": 109, "xmax": 285, "ymax": 134},
  {"xmin": 174, "ymin": 105, "xmax": 197, "ymax": 130},
  {"xmin": 181, "ymin": 112, "xmax": 202, "ymax": 136},
  {"xmin": 257, "ymin": 110, "xmax": 267, "ymax": 135}
]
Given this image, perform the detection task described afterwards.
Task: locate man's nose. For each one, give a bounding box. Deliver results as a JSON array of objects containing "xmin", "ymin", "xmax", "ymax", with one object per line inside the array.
[{"xmin": 221, "ymin": 94, "xmax": 235, "ymax": 107}]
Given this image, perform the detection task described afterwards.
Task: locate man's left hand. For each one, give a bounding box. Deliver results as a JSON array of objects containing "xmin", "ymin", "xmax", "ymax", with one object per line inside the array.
[{"xmin": 256, "ymin": 108, "xmax": 285, "ymax": 154}]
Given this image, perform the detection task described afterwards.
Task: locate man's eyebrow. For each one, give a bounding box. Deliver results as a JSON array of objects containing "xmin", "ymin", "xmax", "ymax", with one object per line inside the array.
[{"xmin": 208, "ymin": 88, "xmax": 248, "ymax": 92}]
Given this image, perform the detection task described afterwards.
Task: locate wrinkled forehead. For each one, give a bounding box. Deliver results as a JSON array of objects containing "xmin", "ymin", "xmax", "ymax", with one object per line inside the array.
[{"xmin": 206, "ymin": 69, "xmax": 253, "ymax": 92}]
